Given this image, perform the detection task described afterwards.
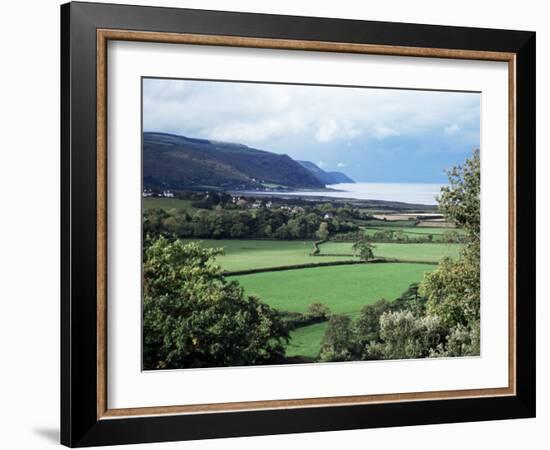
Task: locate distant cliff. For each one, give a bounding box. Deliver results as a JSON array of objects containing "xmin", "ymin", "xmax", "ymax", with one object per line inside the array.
[{"xmin": 297, "ymin": 160, "xmax": 355, "ymax": 184}]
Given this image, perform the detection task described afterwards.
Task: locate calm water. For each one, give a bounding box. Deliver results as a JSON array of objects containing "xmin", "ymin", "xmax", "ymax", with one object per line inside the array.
[{"xmin": 283, "ymin": 183, "xmax": 444, "ymax": 205}]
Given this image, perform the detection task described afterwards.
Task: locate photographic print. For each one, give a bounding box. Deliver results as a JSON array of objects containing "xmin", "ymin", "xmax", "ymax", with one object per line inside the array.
[{"xmin": 141, "ymin": 78, "xmax": 481, "ymax": 370}]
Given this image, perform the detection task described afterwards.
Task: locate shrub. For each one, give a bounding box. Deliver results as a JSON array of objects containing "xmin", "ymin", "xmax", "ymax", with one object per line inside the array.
[
  {"xmin": 307, "ymin": 303, "xmax": 331, "ymax": 320},
  {"xmin": 378, "ymin": 311, "xmax": 447, "ymax": 360},
  {"xmin": 430, "ymin": 320, "xmax": 480, "ymax": 357},
  {"xmin": 319, "ymin": 315, "xmax": 355, "ymax": 362}
]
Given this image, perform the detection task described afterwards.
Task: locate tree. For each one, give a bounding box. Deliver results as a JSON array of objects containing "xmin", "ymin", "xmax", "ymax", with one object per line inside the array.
[
  {"xmin": 316, "ymin": 222, "xmax": 329, "ymax": 240},
  {"xmin": 306, "ymin": 303, "xmax": 331, "ymax": 320},
  {"xmin": 438, "ymin": 148, "xmax": 480, "ymax": 240},
  {"xmin": 143, "ymin": 237, "xmax": 289, "ymax": 369},
  {"xmin": 353, "ymin": 239, "xmax": 375, "ymax": 261},
  {"xmin": 376, "ymin": 311, "xmax": 447, "ymax": 360},
  {"xmin": 319, "ymin": 315, "xmax": 355, "ymax": 362},
  {"xmin": 429, "ymin": 320, "xmax": 480, "ymax": 357},
  {"xmin": 354, "ymin": 299, "xmax": 391, "ymax": 350},
  {"xmin": 421, "ymin": 149, "xmax": 480, "ymax": 346}
]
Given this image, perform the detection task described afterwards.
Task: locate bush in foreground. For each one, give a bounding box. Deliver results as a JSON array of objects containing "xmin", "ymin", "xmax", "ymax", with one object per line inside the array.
[{"xmin": 143, "ymin": 237, "xmax": 289, "ymax": 369}]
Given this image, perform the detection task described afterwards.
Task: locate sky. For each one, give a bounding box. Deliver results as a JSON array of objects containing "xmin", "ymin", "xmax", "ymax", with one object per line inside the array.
[{"xmin": 142, "ymin": 78, "xmax": 480, "ymax": 184}]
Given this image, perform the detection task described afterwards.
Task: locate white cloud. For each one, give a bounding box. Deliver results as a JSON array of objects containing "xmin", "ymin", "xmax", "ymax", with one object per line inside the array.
[
  {"xmin": 337, "ymin": 162, "xmax": 346, "ymax": 168},
  {"xmin": 444, "ymin": 124, "xmax": 461, "ymax": 136},
  {"xmin": 373, "ymin": 125, "xmax": 400, "ymax": 140},
  {"xmin": 143, "ymin": 79, "xmax": 480, "ymax": 154},
  {"xmin": 317, "ymin": 161, "xmax": 326, "ymax": 168},
  {"xmin": 315, "ymin": 118, "xmax": 360, "ymax": 143}
]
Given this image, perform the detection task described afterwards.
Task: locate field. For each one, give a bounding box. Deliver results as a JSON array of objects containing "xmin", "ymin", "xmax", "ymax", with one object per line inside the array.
[
  {"xmin": 187, "ymin": 238, "xmax": 457, "ymax": 357},
  {"xmin": 230, "ymin": 263, "xmax": 435, "ymax": 358},
  {"xmin": 190, "ymin": 239, "xmax": 354, "ymax": 272},
  {"xmin": 319, "ymin": 241, "xmax": 460, "ymax": 263},
  {"xmin": 230, "ymin": 263, "xmax": 433, "ymax": 315},
  {"xmin": 362, "ymin": 226, "xmax": 464, "ymax": 241}
]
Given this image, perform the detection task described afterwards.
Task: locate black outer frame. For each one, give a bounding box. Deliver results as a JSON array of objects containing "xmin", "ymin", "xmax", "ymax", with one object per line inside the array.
[{"xmin": 60, "ymin": 1, "xmax": 536, "ymax": 447}]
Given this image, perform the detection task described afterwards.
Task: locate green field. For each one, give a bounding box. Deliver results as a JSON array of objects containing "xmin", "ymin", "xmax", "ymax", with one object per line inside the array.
[
  {"xmin": 230, "ymin": 263, "xmax": 435, "ymax": 357},
  {"xmin": 353, "ymin": 219, "xmax": 414, "ymax": 227},
  {"xmin": 230, "ymin": 263, "xmax": 434, "ymax": 315},
  {"xmin": 319, "ymin": 241, "xmax": 460, "ymax": 263},
  {"xmin": 182, "ymin": 238, "xmax": 457, "ymax": 358},
  {"xmin": 362, "ymin": 226, "xmax": 464, "ymax": 241},
  {"xmin": 143, "ymin": 197, "xmax": 194, "ymax": 211},
  {"xmin": 287, "ymin": 322, "xmax": 328, "ymax": 358},
  {"xmin": 190, "ymin": 239, "xmax": 354, "ymax": 272},
  {"xmin": 190, "ymin": 239, "xmax": 459, "ymax": 272}
]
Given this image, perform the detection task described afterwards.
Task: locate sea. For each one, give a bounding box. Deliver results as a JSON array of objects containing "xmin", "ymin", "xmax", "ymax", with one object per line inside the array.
[{"xmin": 281, "ymin": 183, "xmax": 445, "ymax": 205}]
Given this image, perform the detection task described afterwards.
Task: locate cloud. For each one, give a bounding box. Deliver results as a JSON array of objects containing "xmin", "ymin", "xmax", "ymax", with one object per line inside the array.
[
  {"xmin": 373, "ymin": 125, "xmax": 400, "ymax": 140},
  {"xmin": 142, "ymin": 78, "xmax": 480, "ymax": 171},
  {"xmin": 443, "ymin": 124, "xmax": 461, "ymax": 136},
  {"xmin": 337, "ymin": 162, "xmax": 346, "ymax": 168},
  {"xmin": 317, "ymin": 161, "xmax": 326, "ymax": 168},
  {"xmin": 315, "ymin": 118, "xmax": 360, "ymax": 143}
]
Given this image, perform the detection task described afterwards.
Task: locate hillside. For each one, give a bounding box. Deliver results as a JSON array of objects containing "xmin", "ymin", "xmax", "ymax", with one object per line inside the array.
[
  {"xmin": 297, "ymin": 160, "xmax": 355, "ymax": 184},
  {"xmin": 143, "ymin": 132, "xmax": 325, "ymax": 191}
]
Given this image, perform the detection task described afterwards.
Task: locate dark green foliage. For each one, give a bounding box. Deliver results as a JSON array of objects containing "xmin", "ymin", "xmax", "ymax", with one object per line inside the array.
[
  {"xmin": 354, "ymin": 300, "xmax": 392, "ymax": 349},
  {"xmin": 392, "ymin": 283, "xmax": 426, "ymax": 315},
  {"xmin": 143, "ymin": 237, "xmax": 289, "ymax": 369},
  {"xmin": 143, "ymin": 196, "xmax": 360, "ymax": 241},
  {"xmin": 422, "ymin": 150, "xmax": 480, "ymax": 329},
  {"xmin": 319, "ymin": 315, "xmax": 355, "ymax": 362},
  {"xmin": 279, "ymin": 305, "xmax": 330, "ymax": 331},
  {"xmin": 352, "ymin": 239, "xmax": 375, "ymax": 261}
]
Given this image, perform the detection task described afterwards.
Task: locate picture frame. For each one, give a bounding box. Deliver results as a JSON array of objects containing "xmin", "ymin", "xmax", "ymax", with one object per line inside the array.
[{"xmin": 61, "ymin": 1, "xmax": 536, "ymax": 447}]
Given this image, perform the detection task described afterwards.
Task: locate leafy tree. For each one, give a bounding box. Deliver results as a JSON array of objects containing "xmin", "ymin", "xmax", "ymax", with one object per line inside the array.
[
  {"xmin": 143, "ymin": 237, "xmax": 289, "ymax": 369},
  {"xmin": 143, "ymin": 207, "xmax": 169, "ymax": 236},
  {"xmin": 375, "ymin": 311, "xmax": 447, "ymax": 360},
  {"xmin": 421, "ymin": 150, "xmax": 480, "ymax": 330},
  {"xmin": 392, "ymin": 282, "xmax": 426, "ymax": 316},
  {"xmin": 429, "ymin": 320, "xmax": 480, "ymax": 357},
  {"xmin": 354, "ymin": 299, "xmax": 392, "ymax": 350},
  {"xmin": 316, "ymin": 222, "xmax": 329, "ymax": 240},
  {"xmin": 421, "ymin": 250, "xmax": 480, "ymax": 327},
  {"xmin": 438, "ymin": 148, "xmax": 480, "ymax": 240},
  {"xmin": 319, "ymin": 315, "xmax": 355, "ymax": 362},
  {"xmin": 353, "ymin": 239, "xmax": 375, "ymax": 261}
]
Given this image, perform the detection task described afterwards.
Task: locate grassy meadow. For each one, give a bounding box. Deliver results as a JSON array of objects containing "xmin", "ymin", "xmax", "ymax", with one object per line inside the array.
[
  {"xmin": 362, "ymin": 226, "xmax": 465, "ymax": 241},
  {"xmin": 187, "ymin": 237, "xmax": 458, "ymax": 359},
  {"xmin": 190, "ymin": 239, "xmax": 355, "ymax": 272},
  {"xmin": 230, "ymin": 263, "xmax": 434, "ymax": 358},
  {"xmin": 229, "ymin": 263, "xmax": 433, "ymax": 316},
  {"xmin": 145, "ymin": 197, "xmax": 464, "ymax": 362},
  {"xmin": 319, "ymin": 241, "xmax": 460, "ymax": 263}
]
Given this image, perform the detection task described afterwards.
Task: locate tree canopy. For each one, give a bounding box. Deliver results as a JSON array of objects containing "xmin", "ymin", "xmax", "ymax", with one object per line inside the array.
[
  {"xmin": 143, "ymin": 237, "xmax": 289, "ymax": 369},
  {"xmin": 421, "ymin": 149, "xmax": 480, "ymax": 329}
]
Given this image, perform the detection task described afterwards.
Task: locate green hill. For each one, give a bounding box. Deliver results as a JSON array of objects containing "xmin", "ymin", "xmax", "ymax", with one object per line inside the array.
[{"xmin": 143, "ymin": 132, "xmax": 325, "ymax": 191}]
